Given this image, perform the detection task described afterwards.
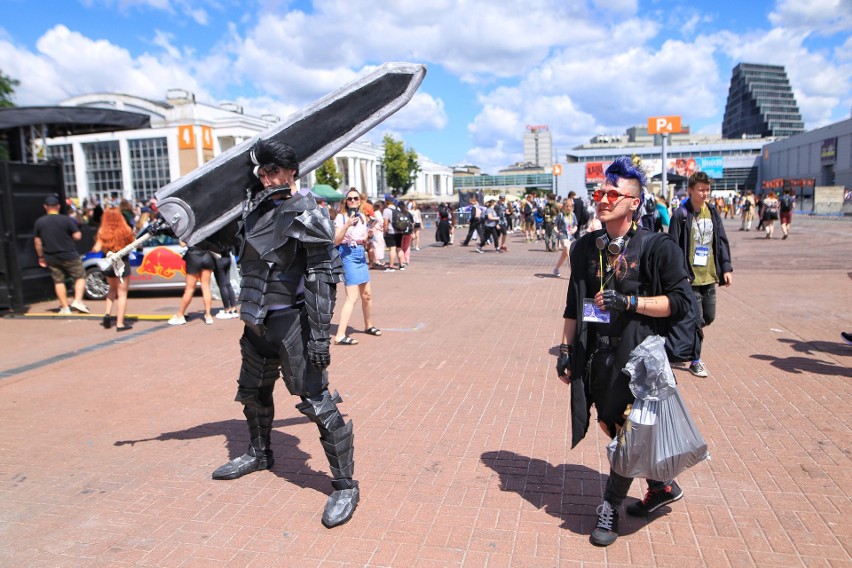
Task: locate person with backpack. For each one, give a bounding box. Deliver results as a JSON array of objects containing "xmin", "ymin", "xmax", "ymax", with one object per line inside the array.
[
  {"xmin": 435, "ymin": 202, "xmax": 452, "ymax": 246},
  {"xmin": 668, "ymin": 171, "xmax": 733, "ymax": 378},
  {"xmin": 779, "ymin": 189, "xmax": 795, "ymax": 240},
  {"xmin": 460, "ymin": 196, "xmax": 484, "ymax": 247},
  {"xmin": 397, "ymin": 201, "xmax": 415, "ymax": 268},
  {"xmin": 739, "ymin": 190, "xmax": 756, "ymax": 231},
  {"xmin": 542, "ymin": 194, "xmax": 560, "ymax": 252},
  {"xmin": 556, "ymin": 156, "xmax": 696, "ymax": 547},
  {"xmin": 522, "ymin": 194, "xmax": 536, "ymax": 242},
  {"xmin": 760, "ymin": 191, "xmax": 781, "ymax": 239},
  {"xmin": 382, "ymin": 197, "xmax": 405, "ymax": 271}
]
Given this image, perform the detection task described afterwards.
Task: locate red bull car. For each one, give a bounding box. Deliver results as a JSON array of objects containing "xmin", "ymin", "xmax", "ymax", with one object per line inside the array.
[{"xmin": 82, "ymin": 235, "xmax": 189, "ymax": 300}]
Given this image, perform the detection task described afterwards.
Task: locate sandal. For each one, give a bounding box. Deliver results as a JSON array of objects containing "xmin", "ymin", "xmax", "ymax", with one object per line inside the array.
[
  {"xmin": 365, "ymin": 327, "xmax": 382, "ymax": 336},
  {"xmin": 335, "ymin": 336, "xmax": 358, "ymax": 345}
]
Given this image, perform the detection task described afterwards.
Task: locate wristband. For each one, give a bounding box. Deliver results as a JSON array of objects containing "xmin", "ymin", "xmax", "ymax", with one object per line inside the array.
[
  {"xmin": 629, "ymin": 296, "xmax": 638, "ymax": 312},
  {"xmin": 559, "ymin": 343, "xmax": 573, "ymax": 355}
]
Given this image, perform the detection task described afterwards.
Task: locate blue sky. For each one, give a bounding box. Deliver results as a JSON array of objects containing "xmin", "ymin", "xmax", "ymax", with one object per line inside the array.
[{"xmin": 1, "ymin": 0, "xmax": 850, "ymax": 174}]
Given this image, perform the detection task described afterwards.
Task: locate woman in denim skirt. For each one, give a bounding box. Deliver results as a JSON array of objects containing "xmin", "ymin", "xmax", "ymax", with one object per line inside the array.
[{"xmin": 333, "ymin": 188, "xmax": 382, "ymax": 345}]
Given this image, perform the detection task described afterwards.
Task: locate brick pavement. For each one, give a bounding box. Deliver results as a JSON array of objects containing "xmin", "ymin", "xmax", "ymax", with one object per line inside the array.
[{"xmin": 0, "ymin": 215, "xmax": 850, "ymax": 567}]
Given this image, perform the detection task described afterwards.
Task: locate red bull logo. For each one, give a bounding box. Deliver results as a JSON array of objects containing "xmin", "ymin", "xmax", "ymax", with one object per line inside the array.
[{"xmin": 137, "ymin": 247, "xmax": 186, "ymax": 279}]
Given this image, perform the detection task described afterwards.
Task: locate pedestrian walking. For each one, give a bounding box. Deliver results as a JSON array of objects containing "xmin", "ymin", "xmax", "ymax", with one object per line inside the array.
[
  {"xmin": 779, "ymin": 189, "xmax": 794, "ymax": 240},
  {"xmin": 761, "ymin": 191, "xmax": 780, "ymax": 239},
  {"xmin": 460, "ymin": 197, "xmax": 483, "ymax": 246},
  {"xmin": 668, "ymin": 171, "xmax": 733, "ymax": 378},
  {"xmin": 739, "ymin": 190, "xmax": 756, "ymax": 231},
  {"xmin": 212, "ymin": 242, "xmax": 239, "ymax": 319},
  {"xmin": 552, "ymin": 199, "xmax": 578, "ymax": 277},
  {"xmin": 168, "ymin": 245, "xmax": 215, "ymax": 325},
  {"xmin": 410, "ymin": 201, "xmax": 423, "ymax": 250},
  {"xmin": 33, "ymin": 195, "xmax": 90, "ymax": 314},
  {"xmin": 91, "ymin": 207, "xmax": 134, "ymax": 331}
]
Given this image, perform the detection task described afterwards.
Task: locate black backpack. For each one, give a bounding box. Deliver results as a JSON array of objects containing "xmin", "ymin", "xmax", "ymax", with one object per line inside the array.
[
  {"xmin": 780, "ymin": 195, "xmax": 793, "ymax": 212},
  {"xmin": 643, "ymin": 232, "xmax": 702, "ymax": 363},
  {"xmin": 391, "ymin": 207, "xmax": 411, "ymax": 233}
]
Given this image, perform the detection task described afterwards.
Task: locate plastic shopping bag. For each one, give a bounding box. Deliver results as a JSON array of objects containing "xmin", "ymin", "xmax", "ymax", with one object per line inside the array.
[
  {"xmin": 607, "ymin": 392, "xmax": 709, "ymax": 480},
  {"xmin": 607, "ymin": 335, "xmax": 709, "ymax": 480}
]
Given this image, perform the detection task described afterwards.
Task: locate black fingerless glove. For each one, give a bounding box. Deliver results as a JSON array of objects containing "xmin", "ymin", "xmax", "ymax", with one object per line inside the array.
[
  {"xmin": 307, "ymin": 338, "xmax": 331, "ymax": 370},
  {"xmin": 556, "ymin": 343, "xmax": 573, "ymax": 376},
  {"xmin": 601, "ymin": 290, "xmax": 637, "ymax": 312}
]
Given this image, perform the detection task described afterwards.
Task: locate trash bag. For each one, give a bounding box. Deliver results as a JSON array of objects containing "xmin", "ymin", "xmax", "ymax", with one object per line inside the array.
[{"xmin": 607, "ymin": 335, "xmax": 709, "ymax": 480}]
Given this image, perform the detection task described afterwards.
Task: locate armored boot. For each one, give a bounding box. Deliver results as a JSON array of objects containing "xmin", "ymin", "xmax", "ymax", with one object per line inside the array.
[
  {"xmin": 212, "ymin": 404, "xmax": 275, "ymax": 480},
  {"xmin": 320, "ymin": 420, "xmax": 359, "ymax": 528},
  {"xmin": 296, "ymin": 391, "xmax": 359, "ymax": 528}
]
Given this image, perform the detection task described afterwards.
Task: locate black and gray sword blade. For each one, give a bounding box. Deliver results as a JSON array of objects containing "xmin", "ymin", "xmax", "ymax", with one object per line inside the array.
[{"xmin": 155, "ymin": 62, "xmax": 427, "ymax": 245}]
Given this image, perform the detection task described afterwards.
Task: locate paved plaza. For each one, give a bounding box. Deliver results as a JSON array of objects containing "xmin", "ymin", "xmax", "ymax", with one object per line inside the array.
[{"xmin": 1, "ymin": 216, "xmax": 850, "ymax": 567}]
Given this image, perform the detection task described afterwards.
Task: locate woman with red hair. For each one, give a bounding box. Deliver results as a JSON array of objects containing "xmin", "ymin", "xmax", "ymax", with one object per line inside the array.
[{"xmin": 92, "ymin": 208, "xmax": 135, "ymax": 331}]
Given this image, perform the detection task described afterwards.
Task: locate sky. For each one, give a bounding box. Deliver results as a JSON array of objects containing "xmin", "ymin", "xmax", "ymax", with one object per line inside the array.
[{"xmin": 1, "ymin": 0, "xmax": 850, "ymax": 175}]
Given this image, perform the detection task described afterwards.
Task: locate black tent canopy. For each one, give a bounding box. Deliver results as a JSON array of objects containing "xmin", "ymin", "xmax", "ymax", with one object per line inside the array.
[
  {"xmin": 0, "ymin": 106, "xmax": 151, "ymax": 163},
  {"xmin": 0, "ymin": 106, "xmax": 150, "ymax": 137}
]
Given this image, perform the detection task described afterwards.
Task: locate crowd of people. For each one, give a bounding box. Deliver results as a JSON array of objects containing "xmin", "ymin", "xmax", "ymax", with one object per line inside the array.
[{"xmin": 35, "ymin": 149, "xmax": 819, "ymax": 545}]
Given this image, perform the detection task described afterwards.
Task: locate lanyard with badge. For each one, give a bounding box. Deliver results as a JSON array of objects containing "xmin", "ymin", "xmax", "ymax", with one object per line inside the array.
[
  {"xmin": 692, "ymin": 206, "xmax": 711, "ymax": 267},
  {"xmin": 582, "ymin": 231, "xmax": 631, "ymax": 324}
]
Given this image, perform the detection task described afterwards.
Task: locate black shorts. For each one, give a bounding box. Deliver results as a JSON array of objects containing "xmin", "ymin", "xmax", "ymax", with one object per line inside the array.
[
  {"xmin": 183, "ymin": 248, "xmax": 215, "ymax": 275},
  {"xmin": 384, "ymin": 233, "xmax": 402, "ymax": 248}
]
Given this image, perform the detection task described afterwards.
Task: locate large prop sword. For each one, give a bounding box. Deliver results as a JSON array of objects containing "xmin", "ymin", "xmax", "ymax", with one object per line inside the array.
[{"xmin": 154, "ymin": 62, "xmax": 426, "ymax": 245}]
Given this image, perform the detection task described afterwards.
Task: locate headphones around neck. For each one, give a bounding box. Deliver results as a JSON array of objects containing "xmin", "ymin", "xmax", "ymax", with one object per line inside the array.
[{"xmin": 595, "ymin": 222, "xmax": 637, "ymax": 255}]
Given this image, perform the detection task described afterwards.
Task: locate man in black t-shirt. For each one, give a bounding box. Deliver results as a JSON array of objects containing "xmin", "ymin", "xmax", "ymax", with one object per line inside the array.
[{"xmin": 33, "ymin": 196, "xmax": 89, "ymax": 314}]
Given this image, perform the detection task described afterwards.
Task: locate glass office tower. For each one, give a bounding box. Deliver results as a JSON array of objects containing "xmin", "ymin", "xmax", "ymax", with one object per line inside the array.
[{"xmin": 722, "ymin": 63, "xmax": 804, "ymax": 139}]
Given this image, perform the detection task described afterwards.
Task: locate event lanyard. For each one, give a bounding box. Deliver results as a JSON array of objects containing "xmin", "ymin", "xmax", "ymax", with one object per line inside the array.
[{"xmin": 693, "ymin": 205, "xmax": 710, "ymax": 243}]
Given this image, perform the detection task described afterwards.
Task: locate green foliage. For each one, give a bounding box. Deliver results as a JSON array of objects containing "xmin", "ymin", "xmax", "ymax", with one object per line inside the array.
[
  {"xmin": 315, "ymin": 158, "xmax": 342, "ymax": 189},
  {"xmin": 382, "ymin": 134, "xmax": 421, "ymax": 195},
  {"xmin": 0, "ymin": 69, "xmax": 19, "ymax": 108}
]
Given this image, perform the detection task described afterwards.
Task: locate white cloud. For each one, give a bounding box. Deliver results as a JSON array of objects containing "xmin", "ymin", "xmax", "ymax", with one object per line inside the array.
[
  {"xmin": 0, "ymin": 25, "xmax": 209, "ymax": 104},
  {"xmin": 768, "ymin": 0, "xmax": 852, "ymax": 34}
]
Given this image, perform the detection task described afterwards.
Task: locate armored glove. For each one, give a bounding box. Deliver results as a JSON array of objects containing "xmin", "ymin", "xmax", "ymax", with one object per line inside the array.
[
  {"xmin": 307, "ymin": 338, "xmax": 331, "ymax": 370},
  {"xmin": 600, "ymin": 290, "xmax": 636, "ymax": 312},
  {"xmin": 556, "ymin": 343, "xmax": 572, "ymax": 377}
]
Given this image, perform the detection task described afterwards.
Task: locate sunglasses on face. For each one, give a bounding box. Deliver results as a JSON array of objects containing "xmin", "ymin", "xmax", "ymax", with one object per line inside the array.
[
  {"xmin": 346, "ymin": 196, "xmax": 360, "ymax": 202},
  {"xmin": 592, "ymin": 189, "xmax": 634, "ymax": 204}
]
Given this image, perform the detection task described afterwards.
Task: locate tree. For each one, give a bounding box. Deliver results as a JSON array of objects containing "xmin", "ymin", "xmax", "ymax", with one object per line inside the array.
[
  {"xmin": 0, "ymin": 69, "xmax": 19, "ymax": 108},
  {"xmin": 0, "ymin": 70, "xmax": 18, "ymax": 160},
  {"xmin": 382, "ymin": 134, "xmax": 421, "ymax": 195},
  {"xmin": 315, "ymin": 158, "xmax": 342, "ymax": 189}
]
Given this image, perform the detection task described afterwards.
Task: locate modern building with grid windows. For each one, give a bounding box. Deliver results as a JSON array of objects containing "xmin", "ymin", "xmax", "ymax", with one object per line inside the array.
[{"xmin": 722, "ymin": 63, "xmax": 805, "ymax": 139}]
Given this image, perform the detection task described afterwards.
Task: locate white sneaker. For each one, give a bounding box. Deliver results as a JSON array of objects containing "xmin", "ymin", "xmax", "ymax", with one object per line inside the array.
[
  {"xmin": 215, "ymin": 311, "xmax": 230, "ymax": 319},
  {"xmin": 228, "ymin": 312, "xmax": 240, "ymax": 319},
  {"xmin": 553, "ymin": 268, "xmax": 561, "ymax": 277},
  {"xmin": 688, "ymin": 360, "xmax": 709, "ymax": 378},
  {"xmin": 58, "ymin": 306, "xmax": 72, "ymax": 315},
  {"xmin": 414, "ymin": 247, "xmax": 420, "ymax": 251},
  {"xmin": 168, "ymin": 315, "xmax": 186, "ymax": 326},
  {"xmin": 71, "ymin": 300, "xmax": 90, "ymax": 314}
]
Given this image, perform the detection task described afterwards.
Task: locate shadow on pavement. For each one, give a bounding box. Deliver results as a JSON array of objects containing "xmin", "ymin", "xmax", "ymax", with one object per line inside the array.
[
  {"xmin": 481, "ymin": 450, "xmax": 661, "ymax": 537},
  {"xmin": 777, "ymin": 337, "xmax": 852, "ymax": 358},
  {"xmin": 115, "ymin": 415, "xmax": 334, "ymax": 494},
  {"xmin": 751, "ymin": 353, "xmax": 852, "ymax": 377}
]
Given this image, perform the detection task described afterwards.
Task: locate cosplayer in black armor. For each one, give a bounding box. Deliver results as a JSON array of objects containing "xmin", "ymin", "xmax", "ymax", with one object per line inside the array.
[{"xmin": 211, "ymin": 139, "xmax": 359, "ymax": 528}]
